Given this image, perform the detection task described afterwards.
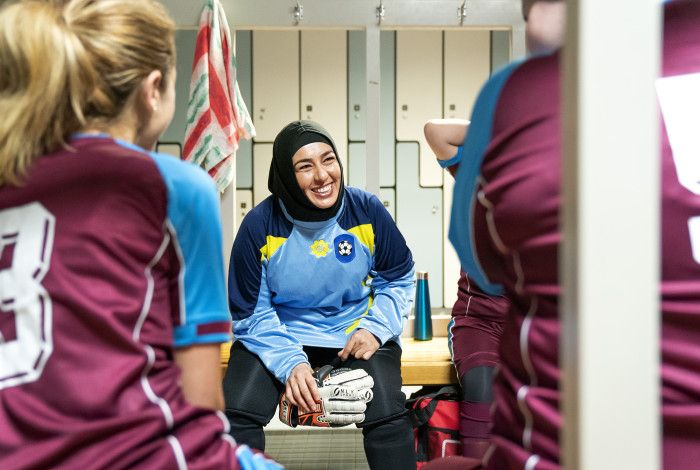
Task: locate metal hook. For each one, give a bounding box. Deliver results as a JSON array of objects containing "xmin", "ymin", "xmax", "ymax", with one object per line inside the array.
[
  {"xmin": 458, "ymin": 1, "xmax": 467, "ymax": 26},
  {"xmin": 293, "ymin": 0, "xmax": 303, "ymax": 25},
  {"xmin": 376, "ymin": 2, "xmax": 385, "ymax": 26}
]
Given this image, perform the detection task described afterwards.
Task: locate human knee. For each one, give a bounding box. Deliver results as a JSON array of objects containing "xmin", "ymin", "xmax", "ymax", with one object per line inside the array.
[
  {"xmin": 460, "ymin": 365, "xmax": 497, "ymax": 403},
  {"xmin": 225, "ymin": 408, "xmax": 271, "ymax": 429},
  {"xmin": 361, "ymin": 412, "xmax": 412, "ymax": 439}
]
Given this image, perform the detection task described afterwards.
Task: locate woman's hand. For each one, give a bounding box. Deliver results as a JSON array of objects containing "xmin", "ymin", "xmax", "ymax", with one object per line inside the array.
[
  {"xmin": 285, "ymin": 362, "xmax": 320, "ymax": 413},
  {"xmin": 338, "ymin": 328, "xmax": 380, "ymax": 361}
]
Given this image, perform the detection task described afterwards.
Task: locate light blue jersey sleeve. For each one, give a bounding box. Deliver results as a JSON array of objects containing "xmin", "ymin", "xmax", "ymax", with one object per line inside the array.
[
  {"xmin": 228, "ymin": 202, "xmax": 309, "ymax": 383},
  {"xmin": 357, "ymin": 196, "xmax": 415, "ymax": 343},
  {"xmin": 236, "ymin": 445, "xmax": 284, "ymax": 469},
  {"xmin": 149, "ymin": 152, "xmax": 231, "ymax": 347}
]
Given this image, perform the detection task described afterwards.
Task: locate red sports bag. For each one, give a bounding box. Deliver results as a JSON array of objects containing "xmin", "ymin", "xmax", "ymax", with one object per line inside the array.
[{"xmin": 407, "ymin": 385, "xmax": 463, "ymax": 468}]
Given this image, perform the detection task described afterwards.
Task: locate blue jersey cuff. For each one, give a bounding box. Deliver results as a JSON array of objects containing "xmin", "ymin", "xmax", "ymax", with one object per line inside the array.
[{"xmin": 437, "ymin": 145, "xmax": 464, "ymax": 168}]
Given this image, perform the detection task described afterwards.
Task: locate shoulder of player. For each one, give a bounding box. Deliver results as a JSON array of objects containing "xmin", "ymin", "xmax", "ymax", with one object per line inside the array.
[
  {"xmin": 236, "ymin": 196, "xmax": 291, "ymax": 249},
  {"xmin": 146, "ymin": 151, "xmax": 216, "ymax": 197},
  {"xmin": 337, "ymin": 187, "xmax": 383, "ymax": 229},
  {"xmin": 342, "ymin": 186, "xmax": 385, "ymax": 213}
]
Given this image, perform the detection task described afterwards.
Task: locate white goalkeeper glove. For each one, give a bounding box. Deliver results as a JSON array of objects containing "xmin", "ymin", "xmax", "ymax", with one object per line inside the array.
[{"xmin": 279, "ymin": 365, "xmax": 374, "ymax": 427}]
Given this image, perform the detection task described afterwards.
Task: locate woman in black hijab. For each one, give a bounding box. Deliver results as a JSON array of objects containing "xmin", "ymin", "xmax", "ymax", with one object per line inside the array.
[{"xmin": 223, "ymin": 120, "xmax": 418, "ymax": 469}]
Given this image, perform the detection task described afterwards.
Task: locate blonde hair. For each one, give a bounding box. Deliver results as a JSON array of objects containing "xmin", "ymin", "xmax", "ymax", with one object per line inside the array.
[{"xmin": 0, "ymin": 0, "xmax": 175, "ymax": 186}]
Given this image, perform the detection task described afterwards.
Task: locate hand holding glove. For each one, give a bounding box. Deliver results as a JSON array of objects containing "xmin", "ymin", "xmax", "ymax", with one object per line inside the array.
[{"xmin": 279, "ymin": 365, "xmax": 374, "ymax": 427}]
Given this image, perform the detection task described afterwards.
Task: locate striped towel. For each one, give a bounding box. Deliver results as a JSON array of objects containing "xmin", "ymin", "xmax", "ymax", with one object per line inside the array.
[{"xmin": 183, "ymin": 0, "xmax": 255, "ymax": 193}]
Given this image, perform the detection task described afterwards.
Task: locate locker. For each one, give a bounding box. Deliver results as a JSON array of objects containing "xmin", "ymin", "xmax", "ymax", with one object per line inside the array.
[
  {"xmin": 156, "ymin": 143, "xmax": 181, "ymax": 158},
  {"xmin": 491, "ymin": 30, "xmax": 511, "ymax": 74},
  {"xmin": 443, "ymin": 30, "xmax": 491, "ymax": 120},
  {"xmin": 348, "ymin": 142, "xmax": 366, "ymax": 188},
  {"xmin": 235, "ymin": 30, "xmax": 253, "ymax": 189},
  {"xmin": 348, "ymin": 145, "xmax": 394, "ymax": 220},
  {"xmin": 220, "ymin": 186, "xmax": 236, "ymax": 274},
  {"xmin": 346, "ymin": 31, "xmax": 396, "ymax": 187},
  {"xmin": 161, "ymin": 30, "xmax": 197, "ymax": 144},
  {"xmin": 347, "ymin": 31, "xmax": 366, "ymax": 142},
  {"xmin": 379, "ymin": 188, "xmax": 396, "ymax": 221},
  {"xmin": 252, "ymin": 31, "xmax": 299, "ymax": 141},
  {"xmin": 301, "ymin": 31, "xmax": 347, "ymax": 177},
  {"xmin": 380, "ymin": 31, "xmax": 396, "ymax": 188},
  {"xmin": 253, "ymin": 143, "xmax": 273, "ymax": 206},
  {"xmin": 236, "ymin": 190, "xmax": 254, "ymax": 233},
  {"xmin": 396, "ymin": 142, "xmax": 444, "ymax": 307},
  {"xmin": 396, "ymin": 31, "xmax": 443, "ymax": 188}
]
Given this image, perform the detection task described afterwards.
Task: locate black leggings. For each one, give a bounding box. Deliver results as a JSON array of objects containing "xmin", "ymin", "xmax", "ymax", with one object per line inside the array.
[{"xmin": 223, "ymin": 340, "xmax": 416, "ymax": 470}]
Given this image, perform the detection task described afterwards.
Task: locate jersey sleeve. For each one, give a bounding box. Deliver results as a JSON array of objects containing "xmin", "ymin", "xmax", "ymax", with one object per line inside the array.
[
  {"xmin": 150, "ymin": 153, "xmax": 231, "ymax": 347},
  {"xmin": 449, "ymin": 61, "xmax": 522, "ymax": 296},
  {"xmin": 228, "ymin": 208, "xmax": 308, "ymax": 383},
  {"xmin": 357, "ymin": 196, "xmax": 416, "ymax": 344},
  {"xmin": 437, "ymin": 144, "xmax": 464, "ymax": 173}
]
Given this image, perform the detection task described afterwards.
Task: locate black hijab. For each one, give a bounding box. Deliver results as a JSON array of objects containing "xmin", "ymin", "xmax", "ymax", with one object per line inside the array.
[{"xmin": 268, "ymin": 120, "xmax": 345, "ymax": 222}]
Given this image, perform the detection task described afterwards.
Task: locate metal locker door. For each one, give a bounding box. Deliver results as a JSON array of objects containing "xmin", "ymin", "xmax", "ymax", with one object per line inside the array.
[
  {"xmin": 300, "ymin": 30, "xmax": 348, "ymax": 178},
  {"xmin": 253, "ymin": 31, "xmax": 300, "ymax": 141},
  {"xmin": 252, "ymin": 143, "xmax": 273, "ymax": 206},
  {"xmin": 396, "ymin": 142, "xmax": 444, "ymax": 307},
  {"xmin": 396, "ymin": 31, "xmax": 443, "ymax": 188},
  {"xmin": 235, "ymin": 190, "xmax": 254, "ymax": 233},
  {"xmin": 235, "ymin": 30, "xmax": 253, "ymax": 189}
]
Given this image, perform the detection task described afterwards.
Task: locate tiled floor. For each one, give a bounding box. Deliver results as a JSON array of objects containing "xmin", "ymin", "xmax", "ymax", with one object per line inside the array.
[{"xmin": 265, "ymin": 428, "xmax": 368, "ymax": 469}]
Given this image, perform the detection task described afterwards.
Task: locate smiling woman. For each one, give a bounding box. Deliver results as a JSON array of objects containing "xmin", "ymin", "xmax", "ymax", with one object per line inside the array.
[
  {"xmin": 223, "ymin": 120, "xmax": 419, "ymax": 469},
  {"xmin": 292, "ymin": 142, "xmax": 341, "ymax": 210}
]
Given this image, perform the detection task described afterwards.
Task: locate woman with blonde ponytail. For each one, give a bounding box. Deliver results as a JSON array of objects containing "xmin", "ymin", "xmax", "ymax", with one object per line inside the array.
[{"xmin": 0, "ymin": 1, "xmax": 279, "ymax": 468}]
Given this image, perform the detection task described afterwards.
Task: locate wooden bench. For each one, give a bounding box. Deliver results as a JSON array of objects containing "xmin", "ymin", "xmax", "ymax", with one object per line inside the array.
[{"xmin": 220, "ymin": 336, "xmax": 457, "ymax": 386}]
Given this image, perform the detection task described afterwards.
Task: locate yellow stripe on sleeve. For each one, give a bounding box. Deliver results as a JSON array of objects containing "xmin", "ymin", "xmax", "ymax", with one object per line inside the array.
[
  {"xmin": 259, "ymin": 236, "xmax": 287, "ymax": 261},
  {"xmin": 347, "ymin": 224, "xmax": 375, "ymax": 255},
  {"xmin": 345, "ymin": 295, "xmax": 374, "ymax": 335}
]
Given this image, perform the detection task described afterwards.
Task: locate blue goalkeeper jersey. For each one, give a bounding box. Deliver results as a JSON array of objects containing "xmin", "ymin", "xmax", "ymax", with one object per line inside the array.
[{"xmin": 228, "ymin": 187, "xmax": 415, "ymax": 383}]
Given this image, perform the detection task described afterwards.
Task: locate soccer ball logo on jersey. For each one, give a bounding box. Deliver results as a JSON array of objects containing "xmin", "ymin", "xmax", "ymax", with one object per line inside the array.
[
  {"xmin": 338, "ymin": 240, "xmax": 352, "ymax": 256},
  {"xmin": 334, "ymin": 234, "xmax": 356, "ymax": 263}
]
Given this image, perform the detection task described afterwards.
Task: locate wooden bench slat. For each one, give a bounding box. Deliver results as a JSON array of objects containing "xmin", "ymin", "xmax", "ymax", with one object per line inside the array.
[{"xmin": 220, "ymin": 337, "xmax": 457, "ymax": 386}]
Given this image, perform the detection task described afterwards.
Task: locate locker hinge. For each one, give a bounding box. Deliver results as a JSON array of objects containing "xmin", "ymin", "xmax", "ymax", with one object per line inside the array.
[
  {"xmin": 293, "ymin": 1, "xmax": 303, "ymax": 25},
  {"xmin": 458, "ymin": 1, "xmax": 468, "ymax": 26},
  {"xmin": 376, "ymin": 2, "xmax": 385, "ymax": 26}
]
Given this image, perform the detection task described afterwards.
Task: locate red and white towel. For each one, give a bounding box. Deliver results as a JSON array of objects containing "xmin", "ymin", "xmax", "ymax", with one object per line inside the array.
[{"xmin": 183, "ymin": 0, "xmax": 255, "ymax": 193}]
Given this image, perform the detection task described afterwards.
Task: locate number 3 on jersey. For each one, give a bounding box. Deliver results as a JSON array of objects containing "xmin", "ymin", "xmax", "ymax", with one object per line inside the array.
[
  {"xmin": 657, "ymin": 73, "xmax": 700, "ymax": 265},
  {"xmin": 0, "ymin": 202, "xmax": 55, "ymax": 390}
]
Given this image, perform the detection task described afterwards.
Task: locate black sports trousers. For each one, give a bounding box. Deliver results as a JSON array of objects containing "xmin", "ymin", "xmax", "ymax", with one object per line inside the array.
[{"xmin": 223, "ymin": 340, "xmax": 417, "ymax": 470}]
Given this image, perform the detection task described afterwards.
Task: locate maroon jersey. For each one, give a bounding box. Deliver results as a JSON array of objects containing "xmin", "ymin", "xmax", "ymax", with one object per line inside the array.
[
  {"xmin": 444, "ymin": 165, "xmax": 508, "ymax": 376},
  {"xmin": 0, "ymin": 136, "xmax": 269, "ymax": 469},
  {"xmin": 449, "ymin": 1, "xmax": 700, "ymax": 468}
]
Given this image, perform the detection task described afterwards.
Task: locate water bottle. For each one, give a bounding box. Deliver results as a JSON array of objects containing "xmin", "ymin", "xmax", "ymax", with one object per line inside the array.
[{"xmin": 413, "ymin": 271, "xmax": 432, "ymax": 341}]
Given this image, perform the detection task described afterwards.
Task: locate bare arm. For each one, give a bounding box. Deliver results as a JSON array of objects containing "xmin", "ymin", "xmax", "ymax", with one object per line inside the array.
[
  {"xmin": 175, "ymin": 343, "xmax": 225, "ymax": 411},
  {"xmin": 423, "ymin": 118, "xmax": 469, "ymax": 161}
]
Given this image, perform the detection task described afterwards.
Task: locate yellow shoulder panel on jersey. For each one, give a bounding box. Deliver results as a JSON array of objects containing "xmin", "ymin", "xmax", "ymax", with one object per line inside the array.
[
  {"xmin": 260, "ymin": 236, "xmax": 287, "ymax": 261},
  {"xmin": 348, "ymin": 224, "xmax": 375, "ymax": 255}
]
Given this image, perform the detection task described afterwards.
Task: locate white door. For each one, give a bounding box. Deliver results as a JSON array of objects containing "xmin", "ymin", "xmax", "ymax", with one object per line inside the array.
[
  {"xmin": 252, "ymin": 31, "xmax": 300, "ymax": 141},
  {"xmin": 300, "ymin": 30, "xmax": 348, "ymax": 178},
  {"xmin": 396, "ymin": 31, "xmax": 443, "ymax": 188}
]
